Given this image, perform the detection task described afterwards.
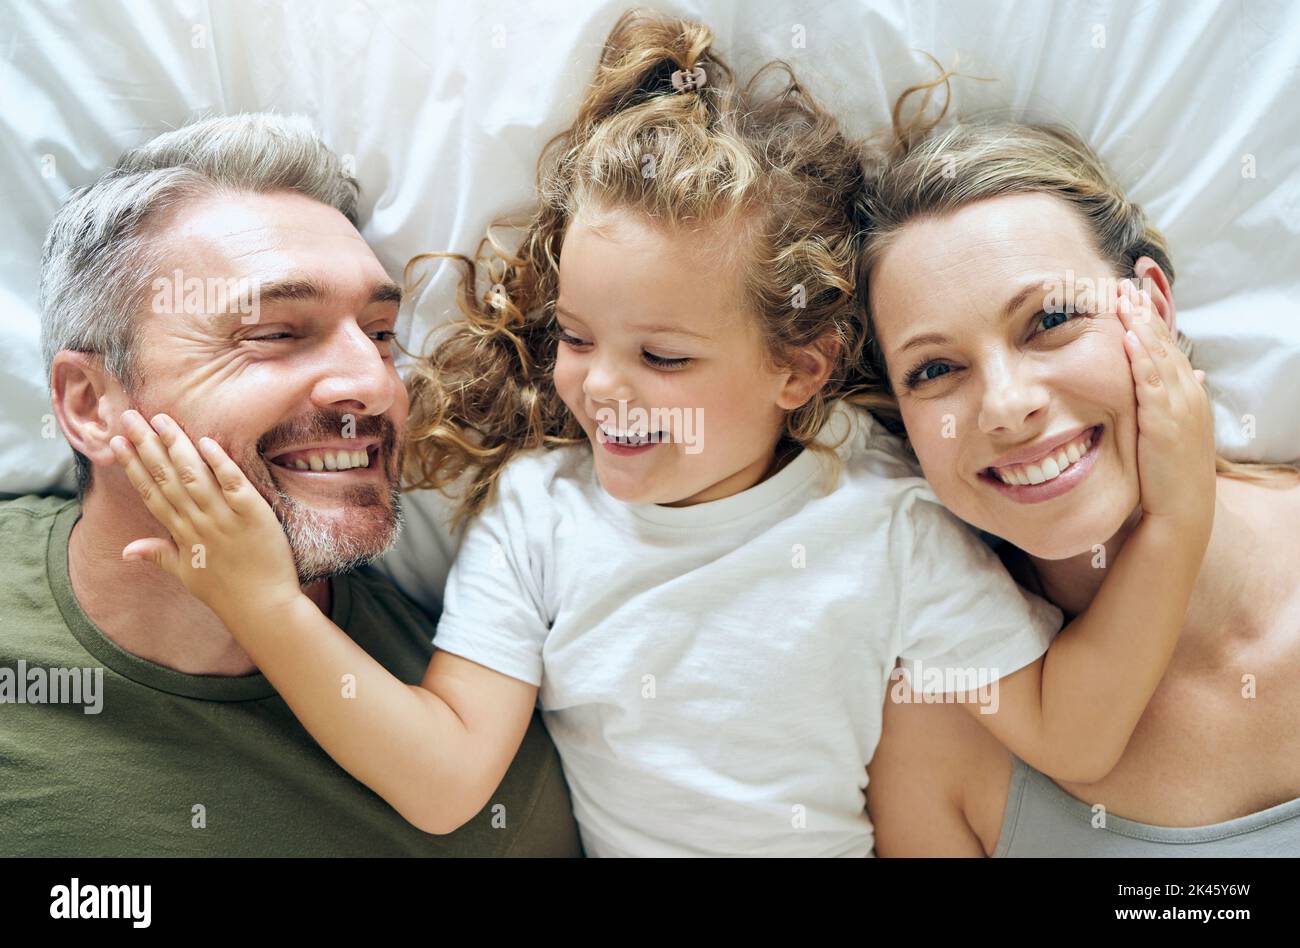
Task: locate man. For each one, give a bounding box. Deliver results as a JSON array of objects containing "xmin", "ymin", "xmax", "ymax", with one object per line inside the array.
[{"xmin": 0, "ymin": 113, "xmax": 580, "ymax": 856}]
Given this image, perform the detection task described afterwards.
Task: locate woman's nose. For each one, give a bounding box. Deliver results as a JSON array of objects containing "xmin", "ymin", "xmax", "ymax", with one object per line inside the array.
[{"xmin": 977, "ymin": 357, "xmax": 1049, "ymax": 434}]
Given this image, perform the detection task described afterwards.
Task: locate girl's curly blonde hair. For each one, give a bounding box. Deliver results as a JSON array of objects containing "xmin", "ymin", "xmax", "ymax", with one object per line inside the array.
[{"xmin": 400, "ymin": 9, "xmax": 887, "ymax": 527}]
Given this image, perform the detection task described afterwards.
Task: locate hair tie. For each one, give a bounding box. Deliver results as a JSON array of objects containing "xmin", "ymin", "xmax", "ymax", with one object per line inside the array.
[{"xmin": 670, "ymin": 65, "xmax": 707, "ymax": 93}]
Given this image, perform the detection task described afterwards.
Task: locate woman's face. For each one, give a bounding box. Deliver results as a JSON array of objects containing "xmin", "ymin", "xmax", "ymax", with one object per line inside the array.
[{"xmin": 869, "ymin": 192, "xmax": 1173, "ymax": 560}]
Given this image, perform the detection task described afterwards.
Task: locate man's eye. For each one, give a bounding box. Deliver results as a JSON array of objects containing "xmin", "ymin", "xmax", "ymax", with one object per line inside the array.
[{"xmin": 249, "ymin": 333, "xmax": 293, "ymax": 341}]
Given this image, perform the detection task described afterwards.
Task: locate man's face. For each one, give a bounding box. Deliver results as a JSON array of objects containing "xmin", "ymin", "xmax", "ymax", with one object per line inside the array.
[{"xmin": 128, "ymin": 190, "xmax": 409, "ymax": 582}]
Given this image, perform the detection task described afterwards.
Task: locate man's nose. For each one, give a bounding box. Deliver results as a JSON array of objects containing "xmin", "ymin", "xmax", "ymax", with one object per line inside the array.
[
  {"xmin": 977, "ymin": 353, "xmax": 1049, "ymax": 435},
  {"xmin": 308, "ymin": 322, "xmax": 397, "ymax": 416}
]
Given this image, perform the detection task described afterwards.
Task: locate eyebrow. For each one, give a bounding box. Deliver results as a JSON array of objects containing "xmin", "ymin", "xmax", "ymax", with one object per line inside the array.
[
  {"xmin": 555, "ymin": 305, "xmax": 712, "ymax": 341},
  {"xmin": 892, "ymin": 278, "xmax": 1050, "ymax": 358},
  {"xmin": 254, "ymin": 276, "xmax": 402, "ymax": 309}
]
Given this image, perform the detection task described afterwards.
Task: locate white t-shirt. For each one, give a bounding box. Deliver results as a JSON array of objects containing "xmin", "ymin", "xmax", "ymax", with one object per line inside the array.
[{"xmin": 383, "ymin": 400, "xmax": 1062, "ymax": 857}]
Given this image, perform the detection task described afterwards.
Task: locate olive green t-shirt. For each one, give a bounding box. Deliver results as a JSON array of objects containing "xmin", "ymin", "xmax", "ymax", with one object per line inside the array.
[{"xmin": 0, "ymin": 494, "xmax": 581, "ymax": 856}]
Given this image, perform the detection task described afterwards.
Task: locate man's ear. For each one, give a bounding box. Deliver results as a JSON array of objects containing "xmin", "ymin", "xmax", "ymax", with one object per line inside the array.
[
  {"xmin": 1133, "ymin": 257, "xmax": 1176, "ymax": 335},
  {"xmin": 50, "ymin": 351, "xmax": 128, "ymax": 470},
  {"xmin": 776, "ymin": 333, "xmax": 840, "ymax": 411}
]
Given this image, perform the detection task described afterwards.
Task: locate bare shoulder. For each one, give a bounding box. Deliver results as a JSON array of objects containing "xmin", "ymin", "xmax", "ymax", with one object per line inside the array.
[{"xmin": 868, "ymin": 683, "xmax": 1014, "ymax": 856}]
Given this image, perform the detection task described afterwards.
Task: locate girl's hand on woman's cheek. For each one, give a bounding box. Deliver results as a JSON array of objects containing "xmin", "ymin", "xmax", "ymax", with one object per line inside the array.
[
  {"xmin": 109, "ymin": 410, "xmax": 304, "ymax": 624},
  {"xmin": 1116, "ymin": 281, "xmax": 1215, "ymax": 538}
]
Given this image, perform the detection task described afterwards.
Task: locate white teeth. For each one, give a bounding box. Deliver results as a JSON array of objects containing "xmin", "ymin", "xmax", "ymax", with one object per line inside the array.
[
  {"xmin": 276, "ymin": 446, "xmax": 372, "ymax": 471},
  {"xmin": 991, "ymin": 428, "xmax": 1097, "ymax": 487},
  {"xmin": 601, "ymin": 426, "xmax": 657, "ymax": 445}
]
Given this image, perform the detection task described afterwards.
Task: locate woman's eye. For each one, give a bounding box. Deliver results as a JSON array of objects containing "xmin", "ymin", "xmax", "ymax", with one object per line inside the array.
[
  {"xmin": 643, "ymin": 351, "xmax": 691, "ymax": 370},
  {"xmin": 1037, "ymin": 310, "xmax": 1074, "ymax": 332},
  {"xmin": 250, "ymin": 333, "xmax": 293, "ymax": 342},
  {"xmin": 904, "ymin": 361, "xmax": 954, "ymax": 387}
]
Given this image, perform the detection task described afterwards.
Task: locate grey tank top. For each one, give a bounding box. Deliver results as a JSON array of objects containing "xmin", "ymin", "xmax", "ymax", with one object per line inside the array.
[{"xmin": 993, "ymin": 754, "xmax": 1300, "ymax": 856}]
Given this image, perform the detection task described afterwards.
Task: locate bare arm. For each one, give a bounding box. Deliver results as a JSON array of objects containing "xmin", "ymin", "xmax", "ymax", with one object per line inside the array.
[
  {"xmin": 232, "ymin": 594, "xmax": 537, "ymax": 834},
  {"xmin": 869, "ymin": 688, "xmax": 989, "ymax": 857},
  {"xmin": 958, "ymin": 281, "xmax": 1216, "ymax": 783},
  {"xmin": 110, "ymin": 408, "xmax": 537, "ymax": 835}
]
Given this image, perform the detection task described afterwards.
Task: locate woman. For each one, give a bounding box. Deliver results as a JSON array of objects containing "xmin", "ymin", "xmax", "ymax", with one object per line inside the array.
[{"xmin": 859, "ymin": 119, "xmax": 1300, "ymax": 855}]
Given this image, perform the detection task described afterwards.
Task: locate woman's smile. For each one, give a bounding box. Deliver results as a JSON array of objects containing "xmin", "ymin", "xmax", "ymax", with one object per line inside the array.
[{"xmin": 977, "ymin": 424, "xmax": 1103, "ymax": 504}]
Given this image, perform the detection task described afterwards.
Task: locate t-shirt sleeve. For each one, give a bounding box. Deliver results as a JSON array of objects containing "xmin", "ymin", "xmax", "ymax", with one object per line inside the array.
[
  {"xmin": 432, "ymin": 464, "xmax": 551, "ymax": 687},
  {"xmin": 894, "ymin": 489, "xmax": 1062, "ymax": 694}
]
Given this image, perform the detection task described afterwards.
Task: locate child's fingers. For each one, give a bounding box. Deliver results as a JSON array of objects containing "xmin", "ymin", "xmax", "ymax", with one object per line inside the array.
[
  {"xmin": 110, "ymin": 434, "xmax": 191, "ymax": 541},
  {"xmin": 197, "ymin": 436, "xmax": 271, "ymax": 520},
  {"xmin": 1130, "ymin": 284, "xmax": 1202, "ymax": 404},
  {"xmin": 148, "ymin": 413, "xmax": 229, "ymax": 518},
  {"xmin": 122, "ymin": 536, "xmax": 181, "ymax": 577},
  {"xmin": 120, "ymin": 410, "xmax": 206, "ymax": 522},
  {"xmin": 1117, "ymin": 285, "xmax": 1186, "ymax": 415}
]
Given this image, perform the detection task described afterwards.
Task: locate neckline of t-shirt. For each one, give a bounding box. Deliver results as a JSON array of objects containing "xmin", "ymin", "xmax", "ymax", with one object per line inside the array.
[
  {"xmin": 47, "ymin": 499, "xmax": 354, "ymax": 702},
  {"xmin": 618, "ymin": 400, "xmax": 861, "ymax": 528}
]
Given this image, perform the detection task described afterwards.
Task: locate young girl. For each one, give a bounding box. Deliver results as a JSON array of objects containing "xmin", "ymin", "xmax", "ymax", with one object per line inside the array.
[{"xmin": 110, "ymin": 12, "xmax": 1217, "ymax": 856}]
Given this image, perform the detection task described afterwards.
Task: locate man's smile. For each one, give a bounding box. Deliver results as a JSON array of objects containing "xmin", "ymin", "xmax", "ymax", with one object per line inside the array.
[{"xmin": 265, "ymin": 439, "xmax": 381, "ymax": 474}]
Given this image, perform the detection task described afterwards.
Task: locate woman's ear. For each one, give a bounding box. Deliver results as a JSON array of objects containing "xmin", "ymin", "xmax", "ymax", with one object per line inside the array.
[
  {"xmin": 1133, "ymin": 257, "xmax": 1176, "ymax": 335},
  {"xmin": 776, "ymin": 333, "xmax": 840, "ymax": 411}
]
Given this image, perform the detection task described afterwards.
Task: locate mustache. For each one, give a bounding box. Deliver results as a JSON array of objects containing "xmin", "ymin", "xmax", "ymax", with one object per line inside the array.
[{"xmin": 256, "ymin": 412, "xmax": 399, "ymax": 458}]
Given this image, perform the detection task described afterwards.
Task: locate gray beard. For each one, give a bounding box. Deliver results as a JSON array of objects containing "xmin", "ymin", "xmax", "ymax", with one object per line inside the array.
[
  {"xmin": 268, "ymin": 480, "xmax": 404, "ymax": 585},
  {"xmin": 241, "ymin": 443, "xmax": 405, "ymax": 585}
]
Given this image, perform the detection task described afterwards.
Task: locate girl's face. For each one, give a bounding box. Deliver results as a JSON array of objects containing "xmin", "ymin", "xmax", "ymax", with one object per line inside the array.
[
  {"xmin": 553, "ymin": 206, "xmax": 811, "ymax": 506},
  {"xmin": 868, "ymin": 192, "xmax": 1173, "ymax": 560}
]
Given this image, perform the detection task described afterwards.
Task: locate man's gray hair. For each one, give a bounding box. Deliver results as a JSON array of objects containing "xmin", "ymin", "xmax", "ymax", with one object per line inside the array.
[{"xmin": 38, "ymin": 113, "xmax": 360, "ymax": 495}]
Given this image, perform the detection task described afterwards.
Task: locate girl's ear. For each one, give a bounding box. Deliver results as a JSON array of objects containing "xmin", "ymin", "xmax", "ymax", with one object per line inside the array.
[
  {"xmin": 776, "ymin": 333, "xmax": 840, "ymax": 411},
  {"xmin": 1133, "ymin": 257, "xmax": 1176, "ymax": 336}
]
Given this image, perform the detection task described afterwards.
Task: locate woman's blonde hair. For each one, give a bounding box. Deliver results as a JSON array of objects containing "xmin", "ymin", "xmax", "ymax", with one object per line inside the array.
[
  {"xmin": 855, "ymin": 84, "xmax": 1300, "ymax": 487},
  {"xmin": 401, "ymin": 9, "xmax": 877, "ymax": 526}
]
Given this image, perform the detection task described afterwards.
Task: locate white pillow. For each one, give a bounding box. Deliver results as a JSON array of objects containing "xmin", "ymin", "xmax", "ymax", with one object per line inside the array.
[{"xmin": 3, "ymin": 0, "xmax": 1297, "ymax": 508}]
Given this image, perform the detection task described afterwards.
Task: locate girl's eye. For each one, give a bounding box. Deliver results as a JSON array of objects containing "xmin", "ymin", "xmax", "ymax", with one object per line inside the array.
[
  {"xmin": 643, "ymin": 351, "xmax": 690, "ymax": 370},
  {"xmin": 370, "ymin": 330, "xmax": 397, "ymax": 343},
  {"xmin": 554, "ymin": 326, "xmax": 591, "ymax": 348}
]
